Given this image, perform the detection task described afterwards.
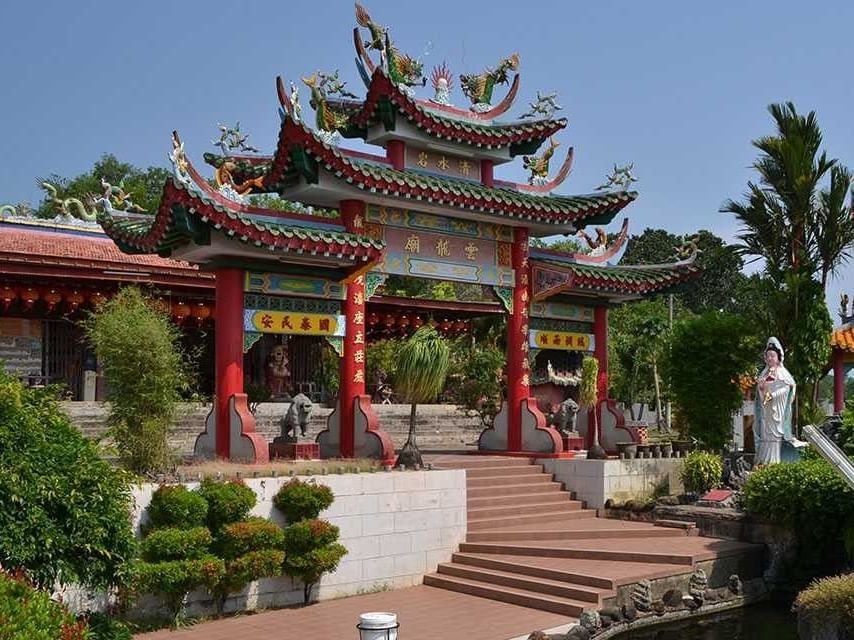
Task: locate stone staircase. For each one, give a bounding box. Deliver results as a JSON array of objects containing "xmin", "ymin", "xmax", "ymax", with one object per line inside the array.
[{"xmin": 424, "ymin": 456, "xmax": 760, "ymax": 620}]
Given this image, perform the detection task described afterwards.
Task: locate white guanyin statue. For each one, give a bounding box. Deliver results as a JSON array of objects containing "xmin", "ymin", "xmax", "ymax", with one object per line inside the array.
[{"xmin": 753, "ymin": 337, "xmax": 806, "ymax": 464}]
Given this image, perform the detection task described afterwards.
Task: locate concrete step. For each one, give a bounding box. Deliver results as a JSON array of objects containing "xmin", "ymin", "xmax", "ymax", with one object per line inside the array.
[
  {"xmin": 423, "ymin": 573, "xmax": 590, "ymax": 617},
  {"xmin": 468, "ymin": 501, "xmax": 583, "ymax": 520},
  {"xmin": 466, "ymin": 525, "xmax": 686, "ymax": 543},
  {"xmin": 451, "ymin": 552, "xmax": 615, "ymax": 589},
  {"xmin": 467, "ymin": 474, "xmax": 555, "ymax": 489},
  {"xmin": 463, "ymin": 465, "xmax": 545, "ymax": 478},
  {"xmin": 458, "ymin": 541, "xmax": 696, "ymax": 565},
  {"xmin": 467, "ymin": 482, "xmax": 565, "ymax": 499},
  {"xmin": 467, "ymin": 492, "xmax": 573, "ymax": 509},
  {"xmin": 436, "ymin": 563, "xmax": 607, "ymax": 604},
  {"xmin": 468, "ymin": 509, "xmax": 596, "ymax": 531},
  {"xmin": 655, "ymin": 519, "xmax": 698, "ymax": 533},
  {"xmin": 431, "ymin": 457, "xmax": 536, "ymax": 470}
]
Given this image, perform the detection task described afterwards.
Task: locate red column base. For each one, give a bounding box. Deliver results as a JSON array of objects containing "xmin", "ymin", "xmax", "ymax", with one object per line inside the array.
[
  {"xmin": 193, "ymin": 394, "xmax": 269, "ymax": 463},
  {"xmin": 270, "ymin": 442, "xmax": 321, "ymax": 460},
  {"xmin": 478, "ymin": 398, "xmax": 563, "ymax": 454},
  {"xmin": 316, "ymin": 395, "xmax": 395, "ymax": 464}
]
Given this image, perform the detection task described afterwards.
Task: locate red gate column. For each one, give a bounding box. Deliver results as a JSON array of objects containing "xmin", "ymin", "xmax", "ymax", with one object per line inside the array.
[
  {"xmin": 592, "ymin": 306, "xmax": 609, "ymax": 447},
  {"xmin": 317, "ymin": 199, "xmax": 394, "ymax": 462},
  {"xmin": 192, "ymin": 267, "xmax": 267, "ymax": 463},
  {"xmin": 215, "ymin": 268, "xmax": 244, "ymax": 458},
  {"xmin": 506, "ymin": 227, "xmax": 531, "ymax": 451},
  {"xmin": 834, "ymin": 349, "xmax": 845, "ymax": 414}
]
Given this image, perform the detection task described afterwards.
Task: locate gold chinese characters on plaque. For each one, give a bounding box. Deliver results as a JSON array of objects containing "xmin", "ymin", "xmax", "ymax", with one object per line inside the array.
[{"xmin": 406, "ymin": 147, "xmax": 481, "ymax": 181}]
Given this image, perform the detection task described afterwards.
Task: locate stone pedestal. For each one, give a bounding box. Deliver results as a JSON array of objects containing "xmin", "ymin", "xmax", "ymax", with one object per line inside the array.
[
  {"xmin": 270, "ymin": 441, "xmax": 320, "ymax": 460},
  {"xmin": 563, "ymin": 435, "xmax": 585, "ymax": 451}
]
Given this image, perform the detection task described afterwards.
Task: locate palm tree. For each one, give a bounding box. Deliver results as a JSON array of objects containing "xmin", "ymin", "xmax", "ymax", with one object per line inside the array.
[
  {"xmin": 816, "ymin": 165, "xmax": 854, "ymax": 288},
  {"xmin": 395, "ymin": 326, "xmax": 450, "ymax": 468}
]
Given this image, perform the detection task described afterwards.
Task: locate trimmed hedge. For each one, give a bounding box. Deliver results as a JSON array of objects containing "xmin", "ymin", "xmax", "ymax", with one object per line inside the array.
[
  {"xmin": 215, "ymin": 517, "xmax": 285, "ymax": 560},
  {"xmin": 146, "ymin": 485, "xmax": 208, "ymax": 531},
  {"xmin": 273, "ymin": 479, "xmax": 334, "ymax": 522},
  {"xmin": 0, "ymin": 570, "xmax": 88, "ymax": 640},
  {"xmin": 795, "ymin": 572, "xmax": 854, "ymax": 628},
  {"xmin": 197, "ymin": 479, "xmax": 256, "ymax": 532},
  {"xmin": 282, "ymin": 519, "xmax": 347, "ymax": 603},
  {"xmin": 140, "ymin": 527, "xmax": 213, "ymax": 562},
  {"xmin": 133, "ymin": 556, "xmax": 225, "ymax": 625},
  {"xmin": 213, "ymin": 549, "xmax": 286, "ymax": 613}
]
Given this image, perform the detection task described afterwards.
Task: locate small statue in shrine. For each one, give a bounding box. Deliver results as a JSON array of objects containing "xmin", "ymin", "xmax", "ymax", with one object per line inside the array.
[
  {"xmin": 265, "ymin": 344, "xmax": 291, "ymax": 397},
  {"xmin": 277, "ymin": 393, "xmax": 314, "ymax": 441},
  {"xmin": 551, "ymin": 397, "xmax": 579, "ymax": 437}
]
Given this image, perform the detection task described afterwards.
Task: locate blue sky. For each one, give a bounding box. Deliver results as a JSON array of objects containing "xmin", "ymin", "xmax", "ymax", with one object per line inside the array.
[{"xmin": 1, "ymin": 0, "xmax": 853, "ymax": 313}]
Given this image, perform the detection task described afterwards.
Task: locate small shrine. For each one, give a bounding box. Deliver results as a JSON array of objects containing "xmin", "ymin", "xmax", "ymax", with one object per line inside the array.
[{"xmin": 99, "ymin": 4, "xmax": 700, "ymax": 463}]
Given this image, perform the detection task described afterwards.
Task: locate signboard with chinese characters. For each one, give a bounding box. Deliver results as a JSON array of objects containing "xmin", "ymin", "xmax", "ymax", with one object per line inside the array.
[
  {"xmin": 529, "ymin": 330, "xmax": 595, "ymax": 352},
  {"xmin": 405, "ymin": 146, "xmax": 481, "ymax": 181},
  {"xmin": 243, "ymin": 310, "xmax": 346, "ymax": 336},
  {"xmin": 364, "ymin": 205, "xmax": 514, "ymax": 286},
  {"xmin": 530, "ymin": 301, "xmax": 595, "ymax": 323},
  {"xmin": 245, "ymin": 272, "xmax": 345, "ymax": 300}
]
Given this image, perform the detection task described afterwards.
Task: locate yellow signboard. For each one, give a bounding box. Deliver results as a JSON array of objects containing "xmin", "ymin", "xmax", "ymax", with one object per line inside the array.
[
  {"xmin": 529, "ymin": 330, "xmax": 595, "ymax": 352},
  {"xmin": 243, "ymin": 310, "xmax": 345, "ymax": 336}
]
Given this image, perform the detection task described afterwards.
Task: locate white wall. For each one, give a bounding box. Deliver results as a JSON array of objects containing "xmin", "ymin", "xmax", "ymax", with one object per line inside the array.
[
  {"xmin": 70, "ymin": 469, "xmax": 467, "ymax": 618},
  {"xmin": 538, "ymin": 458, "xmax": 684, "ymax": 510}
]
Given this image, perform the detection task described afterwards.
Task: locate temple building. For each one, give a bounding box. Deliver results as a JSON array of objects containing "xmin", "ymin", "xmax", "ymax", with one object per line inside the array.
[{"xmin": 10, "ymin": 4, "xmax": 701, "ymax": 462}]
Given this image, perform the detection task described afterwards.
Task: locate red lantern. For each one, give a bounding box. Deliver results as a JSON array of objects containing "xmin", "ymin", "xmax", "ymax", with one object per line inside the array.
[
  {"xmin": 368, "ymin": 312, "xmax": 379, "ymax": 326},
  {"xmin": 0, "ymin": 285, "xmax": 17, "ymax": 311},
  {"xmin": 398, "ymin": 314, "xmax": 410, "ymax": 329},
  {"xmin": 88, "ymin": 291, "xmax": 106, "ymax": 308},
  {"xmin": 173, "ymin": 301, "xmax": 190, "ymax": 321},
  {"xmin": 412, "ymin": 315, "xmax": 424, "ymax": 329},
  {"xmin": 64, "ymin": 289, "xmax": 85, "ymax": 312},
  {"xmin": 439, "ymin": 318, "xmax": 452, "ymax": 332},
  {"xmin": 453, "ymin": 320, "xmax": 466, "ymax": 333},
  {"xmin": 192, "ymin": 302, "xmax": 211, "ymax": 322},
  {"xmin": 42, "ymin": 288, "xmax": 63, "ymax": 313},
  {"xmin": 383, "ymin": 313, "xmax": 395, "ymax": 328},
  {"xmin": 20, "ymin": 286, "xmax": 39, "ymax": 311}
]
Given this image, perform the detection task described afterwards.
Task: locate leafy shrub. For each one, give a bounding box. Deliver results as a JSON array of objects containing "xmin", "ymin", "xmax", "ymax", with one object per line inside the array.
[
  {"xmin": 197, "ymin": 479, "xmax": 256, "ymax": 531},
  {"xmin": 0, "ymin": 570, "xmax": 88, "ymax": 640},
  {"xmin": 0, "ymin": 370, "xmax": 135, "ymax": 590},
  {"xmin": 794, "ymin": 573, "xmax": 854, "ymax": 628},
  {"xmin": 82, "ymin": 286, "xmax": 194, "ymax": 473},
  {"xmin": 146, "ymin": 485, "xmax": 208, "ymax": 531},
  {"xmin": 451, "ymin": 340, "xmax": 504, "ymax": 428},
  {"xmin": 666, "ymin": 313, "xmax": 762, "ymax": 448},
  {"xmin": 133, "ymin": 556, "xmax": 225, "ymax": 625},
  {"xmin": 214, "ymin": 517, "xmax": 285, "ymax": 560},
  {"xmin": 140, "ymin": 527, "xmax": 213, "ymax": 562},
  {"xmin": 743, "ymin": 457, "xmax": 854, "ymax": 579},
  {"xmin": 212, "ymin": 549, "xmax": 285, "ymax": 615},
  {"xmin": 82, "ymin": 612, "xmax": 133, "ymax": 640},
  {"xmin": 282, "ymin": 519, "xmax": 347, "ymax": 603},
  {"xmin": 273, "ymin": 479, "xmax": 334, "ymax": 522},
  {"xmin": 681, "ymin": 451, "xmax": 723, "ymax": 494}
]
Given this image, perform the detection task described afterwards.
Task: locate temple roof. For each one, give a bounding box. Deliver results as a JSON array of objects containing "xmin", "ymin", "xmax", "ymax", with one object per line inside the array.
[
  {"xmin": 331, "ymin": 69, "xmax": 566, "ymax": 155},
  {"xmin": 99, "ymin": 161, "xmax": 385, "ymax": 273},
  {"xmin": 531, "ymin": 253, "xmax": 702, "ymax": 301},
  {"xmin": 206, "ymin": 117, "xmax": 635, "ymax": 233}
]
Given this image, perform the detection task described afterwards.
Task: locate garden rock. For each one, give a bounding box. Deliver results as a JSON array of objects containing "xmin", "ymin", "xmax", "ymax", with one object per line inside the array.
[
  {"xmin": 564, "ymin": 626, "xmax": 590, "ymax": 640},
  {"xmin": 599, "ymin": 606, "xmax": 622, "ymax": 623},
  {"xmin": 728, "ymin": 574, "xmax": 743, "ymax": 595},
  {"xmin": 663, "ymin": 589, "xmax": 683, "ymax": 608},
  {"xmin": 622, "ymin": 603, "xmax": 638, "ymax": 621}
]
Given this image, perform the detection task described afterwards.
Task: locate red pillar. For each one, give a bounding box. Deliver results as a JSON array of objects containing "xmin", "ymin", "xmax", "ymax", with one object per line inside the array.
[
  {"xmin": 339, "ymin": 199, "xmax": 368, "ymax": 458},
  {"xmin": 834, "ymin": 349, "xmax": 845, "ymax": 414},
  {"xmin": 481, "ymin": 159, "xmax": 495, "ymax": 188},
  {"xmin": 215, "ymin": 268, "xmax": 245, "ymax": 459},
  {"xmin": 506, "ymin": 227, "xmax": 531, "ymax": 451},
  {"xmin": 591, "ymin": 306, "xmax": 609, "ymax": 447},
  {"xmin": 386, "ymin": 140, "xmax": 405, "ymax": 171}
]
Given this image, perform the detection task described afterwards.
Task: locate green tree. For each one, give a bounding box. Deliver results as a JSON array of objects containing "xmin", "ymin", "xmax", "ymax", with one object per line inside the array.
[
  {"xmin": 620, "ymin": 228, "xmax": 748, "ymax": 314},
  {"xmin": 82, "ymin": 287, "xmax": 193, "ymax": 474},
  {"xmin": 0, "ymin": 370, "xmax": 135, "ymax": 591},
  {"xmin": 38, "ymin": 154, "xmax": 170, "ymax": 217},
  {"xmin": 722, "ymin": 102, "xmax": 852, "ymax": 415},
  {"xmin": 529, "ymin": 235, "xmax": 583, "ymax": 253},
  {"xmin": 667, "ymin": 313, "xmax": 763, "ymax": 449},
  {"xmin": 395, "ymin": 326, "xmax": 450, "ymax": 468}
]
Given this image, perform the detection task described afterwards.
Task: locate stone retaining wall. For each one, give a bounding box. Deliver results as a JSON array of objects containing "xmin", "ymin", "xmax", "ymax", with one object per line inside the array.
[
  {"xmin": 68, "ymin": 469, "xmax": 467, "ymax": 618},
  {"xmin": 64, "ymin": 401, "xmax": 484, "ymax": 456},
  {"xmin": 538, "ymin": 458, "xmax": 685, "ymax": 510}
]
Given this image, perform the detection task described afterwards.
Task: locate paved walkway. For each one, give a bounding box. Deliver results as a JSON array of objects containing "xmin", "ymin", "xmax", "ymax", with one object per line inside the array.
[{"xmin": 136, "ymin": 585, "xmax": 569, "ymax": 640}]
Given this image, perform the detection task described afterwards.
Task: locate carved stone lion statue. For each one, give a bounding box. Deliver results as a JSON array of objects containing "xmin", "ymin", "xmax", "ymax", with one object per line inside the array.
[
  {"xmin": 277, "ymin": 393, "xmax": 314, "ymax": 441},
  {"xmin": 551, "ymin": 397, "xmax": 579, "ymax": 437}
]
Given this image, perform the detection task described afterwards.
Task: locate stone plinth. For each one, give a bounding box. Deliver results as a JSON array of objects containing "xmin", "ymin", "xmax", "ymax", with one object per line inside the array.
[{"xmin": 269, "ymin": 441, "xmax": 320, "ymax": 460}]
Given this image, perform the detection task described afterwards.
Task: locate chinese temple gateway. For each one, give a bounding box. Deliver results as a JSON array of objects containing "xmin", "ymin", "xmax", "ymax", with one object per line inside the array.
[{"xmin": 100, "ymin": 4, "xmax": 700, "ymax": 463}]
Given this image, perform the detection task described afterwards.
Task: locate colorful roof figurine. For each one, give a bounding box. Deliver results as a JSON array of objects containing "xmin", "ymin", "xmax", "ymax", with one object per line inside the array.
[
  {"xmin": 831, "ymin": 323, "xmax": 854, "ymax": 353},
  {"xmin": 99, "ymin": 133, "xmax": 384, "ymax": 278}
]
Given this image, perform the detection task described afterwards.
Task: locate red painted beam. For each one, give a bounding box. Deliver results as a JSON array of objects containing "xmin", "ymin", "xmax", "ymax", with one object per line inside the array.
[{"xmin": 215, "ymin": 268, "xmax": 245, "ymax": 458}]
